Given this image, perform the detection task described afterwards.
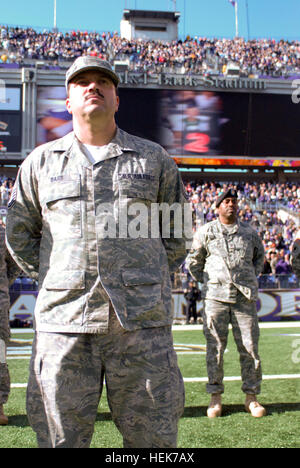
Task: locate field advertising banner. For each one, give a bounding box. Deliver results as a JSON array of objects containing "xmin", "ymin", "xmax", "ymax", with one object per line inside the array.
[
  {"xmin": 9, "ymin": 287, "xmax": 300, "ymax": 325},
  {"xmin": 172, "ymin": 290, "xmax": 300, "ymax": 322}
]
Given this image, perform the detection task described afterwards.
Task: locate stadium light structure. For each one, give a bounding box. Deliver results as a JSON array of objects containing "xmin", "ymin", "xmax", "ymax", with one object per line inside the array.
[
  {"xmin": 53, "ymin": 0, "xmax": 57, "ymax": 32},
  {"xmin": 228, "ymin": 0, "xmax": 239, "ymax": 37}
]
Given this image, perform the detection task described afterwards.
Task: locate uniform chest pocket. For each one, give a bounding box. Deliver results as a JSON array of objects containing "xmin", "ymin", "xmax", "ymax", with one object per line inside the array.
[
  {"xmin": 43, "ymin": 178, "xmax": 82, "ymax": 239},
  {"xmin": 238, "ymin": 243, "xmax": 253, "ymax": 260},
  {"xmin": 117, "ymin": 177, "xmax": 158, "ymax": 202},
  {"xmin": 207, "ymin": 238, "xmax": 224, "ymax": 255}
]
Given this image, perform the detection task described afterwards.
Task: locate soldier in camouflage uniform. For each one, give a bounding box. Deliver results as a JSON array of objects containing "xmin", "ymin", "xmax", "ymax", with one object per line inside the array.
[
  {"xmin": 0, "ymin": 223, "xmax": 20, "ymax": 425},
  {"xmin": 291, "ymin": 230, "xmax": 300, "ymax": 279},
  {"xmin": 186, "ymin": 189, "xmax": 266, "ymax": 418},
  {"xmin": 5, "ymin": 57, "xmax": 189, "ymax": 448}
]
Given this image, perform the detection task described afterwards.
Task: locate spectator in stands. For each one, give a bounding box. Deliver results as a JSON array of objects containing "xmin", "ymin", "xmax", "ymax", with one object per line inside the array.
[
  {"xmin": 259, "ymin": 254, "xmax": 277, "ymax": 289},
  {"xmin": 275, "ymin": 253, "xmax": 293, "ymax": 288},
  {"xmin": 0, "ymin": 178, "xmax": 15, "ymax": 206},
  {"xmin": 269, "ymin": 251, "xmax": 279, "ymax": 276},
  {"xmin": 275, "ymin": 253, "xmax": 292, "ymax": 275},
  {"xmin": 0, "ymin": 180, "xmax": 9, "ymax": 205},
  {"xmin": 0, "ymin": 25, "xmax": 300, "ymax": 78},
  {"xmin": 262, "ymin": 256, "xmax": 272, "ymax": 275}
]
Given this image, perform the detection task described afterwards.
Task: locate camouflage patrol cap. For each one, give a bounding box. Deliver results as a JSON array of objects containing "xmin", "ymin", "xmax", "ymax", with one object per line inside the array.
[
  {"xmin": 65, "ymin": 56, "xmax": 120, "ymax": 89},
  {"xmin": 216, "ymin": 188, "xmax": 238, "ymax": 207}
]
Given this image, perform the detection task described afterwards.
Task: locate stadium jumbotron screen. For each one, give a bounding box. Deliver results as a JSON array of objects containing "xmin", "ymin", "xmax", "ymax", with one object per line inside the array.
[{"xmin": 36, "ymin": 86, "xmax": 300, "ymax": 168}]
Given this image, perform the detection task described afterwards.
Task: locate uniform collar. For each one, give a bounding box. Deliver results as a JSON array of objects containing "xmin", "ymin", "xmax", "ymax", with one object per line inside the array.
[
  {"xmin": 217, "ymin": 218, "xmax": 240, "ymax": 234},
  {"xmin": 49, "ymin": 128, "xmax": 136, "ymax": 166}
]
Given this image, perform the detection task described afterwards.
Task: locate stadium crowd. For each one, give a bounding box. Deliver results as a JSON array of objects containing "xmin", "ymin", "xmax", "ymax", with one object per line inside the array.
[
  {"xmin": 0, "ymin": 177, "xmax": 14, "ymax": 206},
  {"xmin": 0, "ymin": 25, "xmax": 300, "ymax": 77},
  {"xmin": 1, "ymin": 175, "xmax": 299, "ymax": 289}
]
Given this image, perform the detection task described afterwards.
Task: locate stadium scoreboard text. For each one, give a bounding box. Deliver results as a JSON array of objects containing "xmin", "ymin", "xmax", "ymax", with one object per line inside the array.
[{"xmin": 119, "ymin": 72, "xmax": 267, "ymax": 90}]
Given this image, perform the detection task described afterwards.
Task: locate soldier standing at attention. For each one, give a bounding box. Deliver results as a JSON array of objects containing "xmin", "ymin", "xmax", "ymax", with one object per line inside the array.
[
  {"xmin": 186, "ymin": 189, "xmax": 266, "ymax": 418},
  {"xmin": 0, "ymin": 223, "xmax": 20, "ymax": 425},
  {"xmin": 5, "ymin": 56, "xmax": 189, "ymax": 448}
]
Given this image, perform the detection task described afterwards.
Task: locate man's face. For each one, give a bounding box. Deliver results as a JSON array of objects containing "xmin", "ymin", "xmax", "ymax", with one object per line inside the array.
[
  {"xmin": 66, "ymin": 70, "xmax": 119, "ymax": 121},
  {"xmin": 217, "ymin": 197, "xmax": 238, "ymax": 222}
]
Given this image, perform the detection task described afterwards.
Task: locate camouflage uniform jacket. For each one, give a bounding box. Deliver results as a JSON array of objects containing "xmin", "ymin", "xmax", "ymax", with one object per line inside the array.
[
  {"xmin": 5, "ymin": 128, "xmax": 189, "ymax": 333},
  {"xmin": 186, "ymin": 218, "xmax": 265, "ymax": 303},
  {"xmin": 291, "ymin": 230, "xmax": 300, "ymax": 279},
  {"xmin": 0, "ymin": 225, "xmax": 20, "ymax": 340}
]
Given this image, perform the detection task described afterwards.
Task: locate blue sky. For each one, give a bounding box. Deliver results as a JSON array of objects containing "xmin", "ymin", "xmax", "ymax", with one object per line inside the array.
[{"xmin": 1, "ymin": 0, "xmax": 299, "ymax": 41}]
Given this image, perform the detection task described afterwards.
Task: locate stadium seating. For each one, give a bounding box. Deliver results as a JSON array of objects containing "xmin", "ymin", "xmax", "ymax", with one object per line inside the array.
[{"xmin": 0, "ymin": 25, "xmax": 299, "ymax": 78}]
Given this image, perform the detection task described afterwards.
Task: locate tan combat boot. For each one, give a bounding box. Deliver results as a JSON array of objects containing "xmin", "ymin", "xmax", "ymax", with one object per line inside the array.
[
  {"xmin": 0, "ymin": 404, "xmax": 8, "ymax": 425},
  {"xmin": 207, "ymin": 394, "xmax": 222, "ymax": 418},
  {"xmin": 245, "ymin": 394, "xmax": 266, "ymax": 418}
]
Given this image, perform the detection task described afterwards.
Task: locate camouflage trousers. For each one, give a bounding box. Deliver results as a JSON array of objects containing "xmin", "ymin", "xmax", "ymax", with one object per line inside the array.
[
  {"xmin": 0, "ymin": 308, "xmax": 10, "ymax": 405},
  {"xmin": 0, "ymin": 342, "xmax": 10, "ymax": 405},
  {"xmin": 202, "ymin": 293, "xmax": 262, "ymax": 395},
  {"xmin": 26, "ymin": 311, "xmax": 185, "ymax": 448}
]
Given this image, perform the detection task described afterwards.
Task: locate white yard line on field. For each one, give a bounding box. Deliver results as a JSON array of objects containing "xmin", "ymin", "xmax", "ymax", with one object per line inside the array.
[
  {"xmin": 173, "ymin": 321, "xmax": 300, "ymax": 331},
  {"xmin": 183, "ymin": 374, "xmax": 300, "ymax": 383},
  {"xmin": 11, "ymin": 373, "xmax": 300, "ymax": 389},
  {"xmin": 11, "ymin": 322, "xmax": 300, "ymax": 335}
]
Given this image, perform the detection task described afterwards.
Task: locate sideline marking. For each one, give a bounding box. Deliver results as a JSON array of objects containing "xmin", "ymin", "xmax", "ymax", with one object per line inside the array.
[
  {"xmin": 11, "ymin": 374, "xmax": 300, "ymax": 389},
  {"xmin": 174, "ymin": 343, "xmax": 206, "ymax": 354},
  {"xmin": 173, "ymin": 321, "xmax": 300, "ymax": 331},
  {"xmin": 183, "ymin": 374, "xmax": 300, "ymax": 383},
  {"xmin": 10, "ymin": 322, "xmax": 300, "ymax": 335}
]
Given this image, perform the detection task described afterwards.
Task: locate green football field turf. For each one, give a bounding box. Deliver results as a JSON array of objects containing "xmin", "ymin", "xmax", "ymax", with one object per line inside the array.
[{"xmin": 1, "ymin": 322, "xmax": 300, "ymax": 448}]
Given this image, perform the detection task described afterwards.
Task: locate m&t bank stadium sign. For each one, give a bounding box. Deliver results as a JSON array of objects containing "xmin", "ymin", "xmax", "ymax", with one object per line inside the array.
[{"xmin": 118, "ymin": 72, "xmax": 267, "ymax": 90}]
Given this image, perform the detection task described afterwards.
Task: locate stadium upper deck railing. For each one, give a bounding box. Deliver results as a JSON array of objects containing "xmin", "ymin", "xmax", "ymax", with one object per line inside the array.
[
  {"xmin": 245, "ymin": 198, "xmax": 300, "ymax": 216},
  {"xmin": 1, "ymin": 54, "xmax": 300, "ymax": 80}
]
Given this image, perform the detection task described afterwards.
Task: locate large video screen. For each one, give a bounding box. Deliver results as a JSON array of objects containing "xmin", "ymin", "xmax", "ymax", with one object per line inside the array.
[
  {"xmin": 36, "ymin": 86, "xmax": 300, "ymax": 167},
  {"xmin": 0, "ymin": 86, "xmax": 22, "ymax": 153},
  {"xmin": 36, "ymin": 87, "xmax": 72, "ymax": 146}
]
